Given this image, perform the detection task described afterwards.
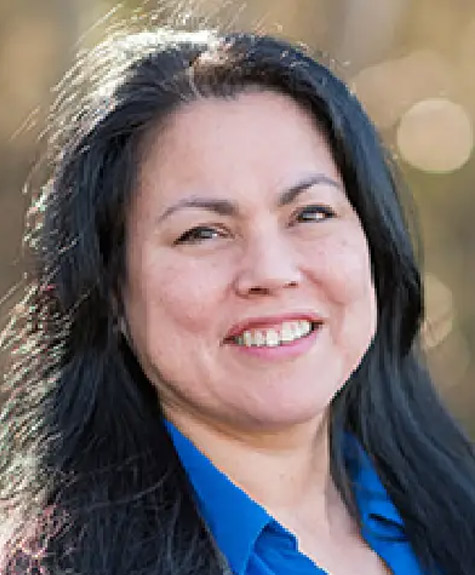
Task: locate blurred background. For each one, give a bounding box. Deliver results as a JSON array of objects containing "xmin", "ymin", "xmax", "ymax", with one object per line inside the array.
[{"xmin": 0, "ymin": 0, "xmax": 474, "ymax": 434}]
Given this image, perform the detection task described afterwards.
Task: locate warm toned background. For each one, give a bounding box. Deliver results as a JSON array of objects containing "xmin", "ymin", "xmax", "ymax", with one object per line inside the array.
[{"xmin": 1, "ymin": 0, "xmax": 474, "ymax": 434}]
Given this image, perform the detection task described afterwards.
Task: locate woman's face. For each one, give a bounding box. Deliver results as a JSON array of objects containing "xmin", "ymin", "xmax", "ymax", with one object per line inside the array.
[{"xmin": 123, "ymin": 90, "xmax": 377, "ymax": 433}]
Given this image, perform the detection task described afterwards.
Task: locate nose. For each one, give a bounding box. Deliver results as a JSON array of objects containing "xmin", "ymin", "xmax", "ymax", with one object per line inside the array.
[{"xmin": 234, "ymin": 231, "xmax": 302, "ymax": 297}]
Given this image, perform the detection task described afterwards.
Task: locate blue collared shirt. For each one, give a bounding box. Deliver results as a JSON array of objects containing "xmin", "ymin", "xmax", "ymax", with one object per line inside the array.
[{"xmin": 165, "ymin": 421, "xmax": 423, "ymax": 575}]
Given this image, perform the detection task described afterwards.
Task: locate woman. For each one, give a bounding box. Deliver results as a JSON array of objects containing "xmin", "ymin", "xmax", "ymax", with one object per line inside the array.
[{"xmin": 1, "ymin": 28, "xmax": 474, "ymax": 575}]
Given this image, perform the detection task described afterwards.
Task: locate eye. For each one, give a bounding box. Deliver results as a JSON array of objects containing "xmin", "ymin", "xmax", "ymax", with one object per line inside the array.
[
  {"xmin": 174, "ymin": 225, "xmax": 227, "ymax": 245},
  {"xmin": 292, "ymin": 204, "xmax": 336, "ymax": 224}
]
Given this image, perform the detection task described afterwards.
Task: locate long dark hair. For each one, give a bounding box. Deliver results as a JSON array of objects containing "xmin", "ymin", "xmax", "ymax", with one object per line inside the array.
[{"xmin": 1, "ymin": 28, "xmax": 474, "ymax": 575}]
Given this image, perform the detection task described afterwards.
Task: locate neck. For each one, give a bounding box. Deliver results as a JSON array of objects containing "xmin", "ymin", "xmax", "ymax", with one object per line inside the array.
[{"xmin": 166, "ymin": 409, "xmax": 350, "ymax": 536}]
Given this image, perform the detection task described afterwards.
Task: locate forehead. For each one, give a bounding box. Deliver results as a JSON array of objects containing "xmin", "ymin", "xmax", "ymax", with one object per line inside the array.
[{"xmin": 136, "ymin": 90, "xmax": 343, "ymax": 206}]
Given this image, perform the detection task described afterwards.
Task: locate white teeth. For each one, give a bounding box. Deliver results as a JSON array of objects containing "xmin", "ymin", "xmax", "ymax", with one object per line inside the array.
[
  {"xmin": 280, "ymin": 323, "xmax": 294, "ymax": 343},
  {"xmin": 298, "ymin": 320, "xmax": 312, "ymax": 337},
  {"xmin": 254, "ymin": 331, "xmax": 266, "ymax": 346},
  {"xmin": 265, "ymin": 329, "xmax": 280, "ymax": 347},
  {"xmin": 242, "ymin": 331, "xmax": 253, "ymax": 347},
  {"xmin": 291, "ymin": 321, "xmax": 301, "ymax": 338},
  {"xmin": 235, "ymin": 320, "xmax": 314, "ymax": 348}
]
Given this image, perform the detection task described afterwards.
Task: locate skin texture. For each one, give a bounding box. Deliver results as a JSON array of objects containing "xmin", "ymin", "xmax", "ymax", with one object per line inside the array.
[
  {"xmin": 124, "ymin": 90, "xmax": 377, "ymax": 436},
  {"xmin": 123, "ymin": 90, "xmax": 388, "ymax": 575}
]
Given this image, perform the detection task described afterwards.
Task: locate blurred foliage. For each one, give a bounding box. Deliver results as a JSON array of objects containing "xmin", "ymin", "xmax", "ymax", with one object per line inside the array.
[{"xmin": 1, "ymin": 0, "xmax": 474, "ymax": 434}]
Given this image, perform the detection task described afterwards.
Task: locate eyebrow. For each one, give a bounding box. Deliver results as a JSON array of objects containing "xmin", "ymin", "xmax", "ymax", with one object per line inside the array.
[{"xmin": 157, "ymin": 173, "xmax": 343, "ymax": 222}]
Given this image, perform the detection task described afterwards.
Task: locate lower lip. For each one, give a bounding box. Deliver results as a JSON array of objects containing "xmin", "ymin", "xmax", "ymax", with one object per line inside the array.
[{"xmin": 226, "ymin": 325, "xmax": 322, "ymax": 360}]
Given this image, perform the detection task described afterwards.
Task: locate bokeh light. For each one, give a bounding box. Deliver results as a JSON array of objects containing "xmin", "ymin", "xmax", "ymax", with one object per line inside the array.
[
  {"xmin": 352, "ymin": 50, "xmax": 454, "ymax": 130},
  {"xmin": 396, "ymin": 98, "xmax": 474, "ymax": 173}
]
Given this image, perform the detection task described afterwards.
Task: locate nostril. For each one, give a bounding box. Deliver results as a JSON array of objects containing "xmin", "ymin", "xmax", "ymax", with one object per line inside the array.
[
  {"xmin": 245, "ymin": 279, "xmax": 299, "ymax": 296},
  {"xmin": 247, "ymin": 286, "xmax": 271, "ymax": 295}
]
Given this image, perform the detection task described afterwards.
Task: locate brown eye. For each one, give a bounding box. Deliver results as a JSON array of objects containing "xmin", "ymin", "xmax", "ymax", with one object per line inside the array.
[
  {"xmin": 294, "ymin": 205, "xmax": 336, "ymax": 224},
  {"xmin": 175, "ymin": 226, "xmax": 224, "ymax": 245}
]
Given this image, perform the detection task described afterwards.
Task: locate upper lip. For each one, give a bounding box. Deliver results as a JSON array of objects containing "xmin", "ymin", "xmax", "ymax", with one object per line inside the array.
[{"xmin": 224, "ymin": 312, "xmax": 325, "ymax": 340}]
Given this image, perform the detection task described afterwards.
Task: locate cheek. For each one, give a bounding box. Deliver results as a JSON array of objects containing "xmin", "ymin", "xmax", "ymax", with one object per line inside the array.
[
  {"xmin": 308, "ymin": 234, "xmax": 375, "ymax": 305},
  {"xmin": 308, "ymin": 234, "xmax": 377, "ymax": 356},
  {"xmin": 128, "ymin": 253, "xmax": 230, "ymax": 337},
  {"xmin": 331, "ymin": 237, "xmax": 377, "ymax": 348}
]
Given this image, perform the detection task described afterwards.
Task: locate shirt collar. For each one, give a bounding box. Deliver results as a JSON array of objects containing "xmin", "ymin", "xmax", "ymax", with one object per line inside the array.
[
  {"xmin": 166, "ymin": 421, "xmax": 406, "ymax": 574},
  {"xmin": 344, "ymin": 436, "xmax": 405, "ymax": 534},
  {"xmin": 164, "ymin": 420, "xmax": 271, "ymax": 575}
]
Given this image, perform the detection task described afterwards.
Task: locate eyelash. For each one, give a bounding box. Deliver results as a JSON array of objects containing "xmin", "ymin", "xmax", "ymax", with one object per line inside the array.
[
  {"xmin": 175, "ymin": 226, "xmax": 227, "ymax": 245},
  {"xmin": 292, "ymin": 204, "xmax": 336, "ymax": 224},
  {"xmin": 175, "ymin": 205, "xmax": 336, "ymax": 245}
]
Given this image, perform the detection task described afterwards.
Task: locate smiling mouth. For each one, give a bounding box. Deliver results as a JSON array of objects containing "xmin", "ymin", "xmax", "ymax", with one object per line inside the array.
[{"xmin": 228, "ymin": 320, "xmax": 321, "ymax": 348}]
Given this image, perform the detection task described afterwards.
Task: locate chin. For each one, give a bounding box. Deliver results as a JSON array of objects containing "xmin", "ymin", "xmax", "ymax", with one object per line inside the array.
[{"xmin": 239, "ymin": 401, "xmax": 331, "ymax": 432}]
